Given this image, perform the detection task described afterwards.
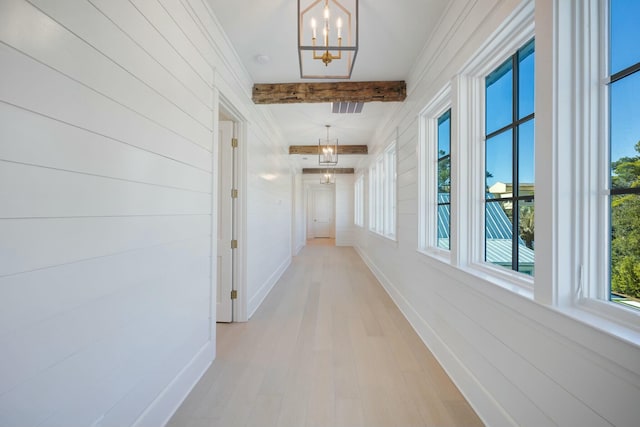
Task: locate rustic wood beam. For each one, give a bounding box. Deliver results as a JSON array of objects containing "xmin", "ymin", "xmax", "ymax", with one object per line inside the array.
[
  {"xmin": 252, "ymin": 81, "xmax": 406, "ymax": 104},
  {"xmin": 289, "ymin": 145, "xmax": 368, "ymax": 155},
  {"xmin": 302, "ymin": 168, "xmax": 354, "ymax": 174}
]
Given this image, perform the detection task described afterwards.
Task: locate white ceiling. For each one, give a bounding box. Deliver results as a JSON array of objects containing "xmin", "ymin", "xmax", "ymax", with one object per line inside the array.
[{"xmin": 206, "ymin": 0, "xmax": 449, "ymax": 169}]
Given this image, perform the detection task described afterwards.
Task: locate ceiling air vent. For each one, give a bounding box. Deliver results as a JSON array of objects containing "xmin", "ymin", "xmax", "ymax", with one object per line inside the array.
[{"xmin": 332, "ymin": 101, "xmax": 364, "ymax": 114}]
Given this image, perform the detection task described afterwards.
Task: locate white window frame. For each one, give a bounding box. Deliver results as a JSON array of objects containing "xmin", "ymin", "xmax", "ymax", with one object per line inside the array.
[
  {"xmin": 453, "ymin": 0, "xmax": 639, "ymax": 331},
  {"xmin": 369, "ymin": 140, "xmax": 397, "ymax": 239},
  {"xmin": 369, "ymin": 163, "xmax": 377, "ymax": 232},
  {"xmin": 456, "ymin": 1, "xmax": 535, "ymax": 292},
  {"xmin": 354, "ymin": 174, "xmax": 364, "ymax": 227},
  {"xmin": 383, "ymin": 142, "xmax": 397, "ymax": 238},
  {"xmin": 375, "ymin": 155, "xmax": 384, "ymax": 234},
  {"xmin": 418, "ymin": 84, "xmax": 452, "ymax": 261},
  {"xmin": 559, "ymin": 0, "xmax": 640, "ymax": 327}
]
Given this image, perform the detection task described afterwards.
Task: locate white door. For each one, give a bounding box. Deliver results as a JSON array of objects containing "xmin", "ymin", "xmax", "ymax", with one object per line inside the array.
[
  {"xmin": 312, "ymin": 188, "xmax": 334, "ymax": 238},
  {"xmin": 216, "ymin": 120, "xmax": 234, "ymax": 322}
]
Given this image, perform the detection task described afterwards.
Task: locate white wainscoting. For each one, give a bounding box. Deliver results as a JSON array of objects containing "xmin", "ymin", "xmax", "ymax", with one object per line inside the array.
[{"xmin": 0, "ymin": 0, "xmax": 288, "ymax": 425}]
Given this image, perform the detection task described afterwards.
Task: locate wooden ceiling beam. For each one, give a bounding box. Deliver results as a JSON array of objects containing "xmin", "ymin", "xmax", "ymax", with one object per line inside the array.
[
  {"xmin": 302, "ymin": 168, "xmax": 354, "ymax": 174},
  {"xmin": 289, "ymin": 145, "xmax": 368, "ymax": 155},
  {"xmin": 252, "ymin": 81, "xmax": 406, "ymax": 104}
]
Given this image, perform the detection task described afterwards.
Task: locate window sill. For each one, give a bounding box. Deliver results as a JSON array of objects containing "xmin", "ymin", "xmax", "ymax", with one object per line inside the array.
[
  {"xmin": 417, "ymin": 247, "xmax": 451, "ymax": 265},
  {"xmin": 453, "ymin": 264, "xmax": 640, "ymax": 353},
  {"xmin": 368, "ymin": 230, "xmax": 398, "ymax": 247},
  {"xmin": 455, "ymin": 262, "xmax": 535, "ymax": 301},
  {"xmin": 570, "ymin": 298, "xmax": 640, "ymax": 344},
  {"xmin": 465, "ymin": 263, "xmax": 534, "ymax": 300},
  {"xmin": 415, "ymin": 249, "xmax": 536, "ymax": 302}
]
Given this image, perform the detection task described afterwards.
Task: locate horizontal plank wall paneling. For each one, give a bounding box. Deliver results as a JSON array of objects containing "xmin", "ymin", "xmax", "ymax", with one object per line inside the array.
[
  {"xmin": 0, "ymin": 162, "xmax": 210, "ymax": 218},
  {"xmin": 0, "ymin": 216, "xmax": 209, "ymax": 276},
  {"xmin": 355, "ymin": 0, "xmax": 640, "ymax": 426},
  {"xmin": 88, "ymin": 0, "xmax": 212, "ymax": 105},
  {"xmin": 0, "ymin": 43, "xmax": 212, "ymax": 171},
  {"xmin": 246, "ymin": 124, "xmax": 292, "ymax": 319},
  {"xmin": 335, "ymin": 174, "xmax": 355, "ymax": 246},
  {"xmin": 293, "ymin": 173, "xmax": 306, "ymax": 254},
  {"xmin": 127, "ymin": 0, "xmax": 213, "ymax": 84},
  {"xmin": 2, "ymin": 0, "xmax": 291, "ymax": 423},
  {"xmin": 0, "ymin": 0, "xmax": 212, "ymax": 137},
  {"xmin": 0, "ymin": 103, "xmax": 212, "ymax": 193},
  {"xmin": 0, "ymin": 237, "xmax": 209, "ymax": 338},
  {"xmin": 0, "ymin": 0, "xmax": 289, "ymax": 425}
]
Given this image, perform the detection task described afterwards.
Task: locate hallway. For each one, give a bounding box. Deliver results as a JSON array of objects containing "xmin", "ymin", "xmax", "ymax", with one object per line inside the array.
[{"xmin": 168, "ymin": 242, "xmax": 483, "ymax": 427}]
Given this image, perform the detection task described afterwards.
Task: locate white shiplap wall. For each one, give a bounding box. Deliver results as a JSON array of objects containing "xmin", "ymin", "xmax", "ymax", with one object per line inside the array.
[
  {"xmin": 355, "ymin": 0, "xmax": 640, "ymax": 426},
  {"xmin": 245, "ymin": 124, "xmax": 291, "ymax": 318},
  {"xmin": 335, "ymin": 174, "xmax": 355, "ymax": 247},
  {"xmin": 292, "ymin": 173, "xmax": 305, "ymax": 255},
  {"xmin": 0, "ymin": 0, "xmax": 290, "ymax": 426}
]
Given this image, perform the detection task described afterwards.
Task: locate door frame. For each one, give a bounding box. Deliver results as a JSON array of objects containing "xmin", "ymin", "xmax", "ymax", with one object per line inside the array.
[
  {"xmin": 210, "ymin": 89, "xmax": 248, "ymax": 330},
  {"xmin": 304, "ymin": 181, "xmax": 336, "ymax": 240},
  {"xmin": 216, "ymin": 119, "xmax": 234, "ymax": 322}
]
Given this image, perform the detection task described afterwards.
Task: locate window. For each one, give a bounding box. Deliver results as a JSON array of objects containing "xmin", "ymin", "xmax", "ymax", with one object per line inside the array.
[
  {"xmin": 369, "ymin": 141, "xmax": 397, "ymax": 238},
  {"xmin": 545, "ymin": 0, "xmax": 640, "ymax": 322},
  {"xmin": 484, "ymin": 39, "xmax": 535, "ymax": 276},
  {"xmin": 437, "ymin": 110, "xmax": 452, "ymax": 250},
  {"xmin": 455, "ymin": 1, "xmax": 534, "ymax": 291},
  {"xmin": 418, "ymin": 84, "xmax": 451, "ymax": 257},
  {"xmin": 607, "ymin": 0, "xmax": 640, "ymax": 309},
  {"xmin": 384, "ymin": 143, "xmax": 397, "ymax": 236},
  {"xmin": 369, "ymin": 163, "xmax": 379, "ymax": 232},
  {"xmin": 354, "ymin": 174, "xmax": 364, "ymax": 227}
]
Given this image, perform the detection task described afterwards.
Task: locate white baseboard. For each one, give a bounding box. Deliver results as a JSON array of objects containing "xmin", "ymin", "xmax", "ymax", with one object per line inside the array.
[
  {"xmin": 353, "ymin": 246, "xmax": 515, "ymax": 427},
  {"xmin": 247, "ymin": 256, "xmax": 291, "ymax": 319},
  {"xmin": 130, "ymin": 340, "xmax": 215, "ymax": 427}
]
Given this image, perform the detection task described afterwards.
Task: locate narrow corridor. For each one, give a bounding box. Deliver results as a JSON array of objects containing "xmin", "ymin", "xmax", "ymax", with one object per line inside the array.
[{"xmin": 168, "ymin": 242, "xmax": 483, "ymax": 427}]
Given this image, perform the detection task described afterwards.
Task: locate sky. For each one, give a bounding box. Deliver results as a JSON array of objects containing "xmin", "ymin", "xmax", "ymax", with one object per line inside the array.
[
  {"xmin": 610, "ymin": 0, "xmax": 640, "ymax": 163},
  {"xmin": 485, "ymin": 41, "xmax": 535, "ymax": 187},
  {"xmin": 484, "ymin": 0, "xmax": 640, "ymax": 187}
]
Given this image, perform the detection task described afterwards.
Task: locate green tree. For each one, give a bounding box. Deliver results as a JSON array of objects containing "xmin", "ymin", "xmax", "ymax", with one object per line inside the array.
[
  {"xmin": 611, "ymin": 141, "xmax": 640, "ymax": 189},
  {"xmin": 611, "ymin": 141, "xmax": 640, "ymax": 299},
  {"xmin": 437, "ymin": 150, "xmax": 450, "ymax": 194},
  {"xmin": 519, "ymin": 206, "xmax": 535, "ymax": 249}
]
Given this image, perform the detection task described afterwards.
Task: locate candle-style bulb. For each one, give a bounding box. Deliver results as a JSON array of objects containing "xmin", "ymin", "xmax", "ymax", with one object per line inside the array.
[{"xmin": 336, "ymin": 17, "xmax": 342, "ymax": 38}]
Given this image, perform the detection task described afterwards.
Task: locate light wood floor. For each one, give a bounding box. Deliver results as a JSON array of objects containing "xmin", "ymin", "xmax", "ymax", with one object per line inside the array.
[{"xmin": 168, "ymin": 241, "xmax": 483, "ymax": 427}]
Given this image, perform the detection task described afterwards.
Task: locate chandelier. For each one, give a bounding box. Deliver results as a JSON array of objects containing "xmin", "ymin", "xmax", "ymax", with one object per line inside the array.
[
  {"xmin": 319, "ymin": 125, "xmax": 338, "ymax": 166},
  {"xmin": 321, "ymin": 169, "xmax": 335, "ymax": 184},
  {"xmin": 298, "ymin": 0, "xmax": 358, "ymax": 79}
]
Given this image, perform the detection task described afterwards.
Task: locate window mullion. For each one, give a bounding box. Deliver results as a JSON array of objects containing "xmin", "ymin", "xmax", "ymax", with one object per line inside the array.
[
  {"xmin": 609, "ymin": 61, "xmax": 640, "ymax": 83},
  {"xmin": 512, "ymin": 54, "xmax": 520, "ymax": 272}
]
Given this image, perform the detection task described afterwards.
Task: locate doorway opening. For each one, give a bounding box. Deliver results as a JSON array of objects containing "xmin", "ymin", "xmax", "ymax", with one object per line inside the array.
[
  {"xmin": 214, "ymin": 100, "xmax": 245, "ymax": 325},
  {"xmin": 306, "ymin": 183, "xmax": 336, "ymax": 246}
]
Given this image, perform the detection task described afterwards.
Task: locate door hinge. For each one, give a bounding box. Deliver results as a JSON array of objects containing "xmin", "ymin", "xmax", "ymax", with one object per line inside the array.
[
  {"xmin": 231, "ymin": 239, "xmax": 238, "ymax": 249},
  {"xmin": 231, "ymin": 138, "xmax": 238, "ymax": 148},
  {"xmin": 230, "ymin": 290, "xmax": 238, "ymax": 300},
  {"xmin": 231, "ymin": 189, "xmax": 238, "ymax": 199}
]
